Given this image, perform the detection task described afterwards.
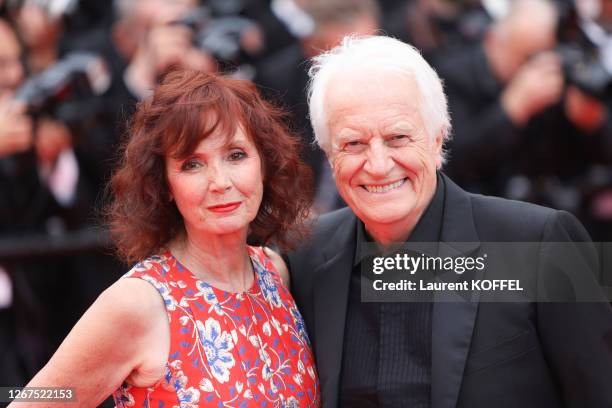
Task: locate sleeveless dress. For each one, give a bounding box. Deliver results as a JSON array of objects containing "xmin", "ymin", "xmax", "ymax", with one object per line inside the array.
[{"xmin": 112, "ymin": 246, "xmax": 319, "ymax": 407}]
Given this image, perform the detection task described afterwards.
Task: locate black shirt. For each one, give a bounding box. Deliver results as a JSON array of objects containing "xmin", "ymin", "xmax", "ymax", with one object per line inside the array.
[{"xmin": 339, "ymin": 174, "xmax": 446, "ymax": 407}]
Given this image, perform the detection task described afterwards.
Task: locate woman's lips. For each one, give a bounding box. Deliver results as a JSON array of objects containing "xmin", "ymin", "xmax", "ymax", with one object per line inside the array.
[{"xmin": 207, "ymin": 201, "xmax": 241, "ymax": 213}]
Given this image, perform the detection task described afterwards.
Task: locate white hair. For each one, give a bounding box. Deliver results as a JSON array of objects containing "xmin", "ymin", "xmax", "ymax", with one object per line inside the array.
[{"xmin": 307, "ymin": 35, "xmax": 452, "ymax": 164}]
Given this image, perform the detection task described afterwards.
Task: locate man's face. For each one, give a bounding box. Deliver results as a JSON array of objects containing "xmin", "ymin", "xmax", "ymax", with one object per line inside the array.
[
  {"xmin": 325, "ymin": 69, "xmax": 442, "ymax": 239},
  {"xmin": 0, "ymin": 21, "xmax": 24, "ymax": 97}
]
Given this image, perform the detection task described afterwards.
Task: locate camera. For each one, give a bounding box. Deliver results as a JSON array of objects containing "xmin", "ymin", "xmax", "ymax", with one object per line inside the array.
[
  {"xmin": 556, "ymin": 0, "xmax": 612, "ymax": 104},
  {"xmin": 171, "ymin": 5, "xmax": 259, "ymax": 70},
  {"xmin": 13, "ymin": 52, "xmax": 110, "ymax": 124}
]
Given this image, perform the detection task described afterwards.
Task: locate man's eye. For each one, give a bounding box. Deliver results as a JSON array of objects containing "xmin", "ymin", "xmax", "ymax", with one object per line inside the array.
[
  {"xmin": 387, "ymin": 134, "xmax": 411, "ymax": 146},
  {"xmin": 343, "ymin": 141, "xmax": 365, "ymax": 151},
  {"xmin": 228, "ymin": 150, "xmax": 247, "ymax": 161}
]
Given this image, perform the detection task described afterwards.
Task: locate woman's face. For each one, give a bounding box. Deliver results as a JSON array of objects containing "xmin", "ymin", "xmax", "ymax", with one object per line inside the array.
[{"xmin": 165, "ymin": 126, "xmax": 264, "ymax": 239}]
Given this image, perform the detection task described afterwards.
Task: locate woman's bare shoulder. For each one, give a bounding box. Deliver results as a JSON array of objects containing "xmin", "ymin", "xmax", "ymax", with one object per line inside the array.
[
  {"xmin": 101, "ymin": 278, "xmax": 167, "ymax": 327},
  {"xmin": 263, "ymin": 247, "xmax": 290, "ymax": 288}
]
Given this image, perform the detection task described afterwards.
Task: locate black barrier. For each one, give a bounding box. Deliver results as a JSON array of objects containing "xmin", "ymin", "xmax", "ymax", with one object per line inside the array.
[{"xmin": 0, "ymin": 227, "xmax": 112, "ymax": 262}]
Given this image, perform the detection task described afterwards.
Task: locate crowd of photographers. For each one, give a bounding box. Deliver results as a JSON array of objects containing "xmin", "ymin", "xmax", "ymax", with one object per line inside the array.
[{"xmin": 1, "ymin": 0, "xmax": 611, "ymax": 397}]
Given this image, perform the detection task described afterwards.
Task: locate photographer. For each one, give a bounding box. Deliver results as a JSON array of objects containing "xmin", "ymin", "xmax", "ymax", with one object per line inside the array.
[
  {"xmin": 0, "ymin": 16, "xmax": 52, "ymax": 385},
  {"xmin": 384, "ymin": 0, "xmax": 489, "ymax": 63},
  {"xmin": 6, "ymin": 1, "xmax": 87, "ymax": 216},
  {"xmin": 112, "ymin": 0, "xmax": 215, "ymax": 102},
  {"xmin": 0, "ymin": 13, "xmax": 118, "ymax": 388},
  {"xmin": 12, "ymin": 0, "xmax": 62, "ymax": 75},
  {"xmin": 0, "ymin": 100, "xmax": 31, "ymax": 158},
  {"xmin": 0, "ymin": 19, "xmax": 30, "ymax": 158},
  {"xmin": 436, "ymin": 0, "xmax": 612, "ymax": 240}
]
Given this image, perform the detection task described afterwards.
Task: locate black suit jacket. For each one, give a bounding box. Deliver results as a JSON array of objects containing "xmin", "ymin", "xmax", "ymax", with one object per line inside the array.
[{"xmin": 286, "ymin": 174, "xmax": 612, "ymax": 408}]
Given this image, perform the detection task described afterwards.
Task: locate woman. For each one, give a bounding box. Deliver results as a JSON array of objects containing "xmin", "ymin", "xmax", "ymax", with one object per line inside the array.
[{"xmin": 12, "ymin": 70, "xmax": 319, "ymax": 407}]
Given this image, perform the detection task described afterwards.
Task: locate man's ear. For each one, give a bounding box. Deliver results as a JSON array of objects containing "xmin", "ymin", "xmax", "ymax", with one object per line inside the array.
[
  {"xmin": 433, "ymin": 130, "xmax": 444, "ymax": 169},
  {"xmin": 326, "ymin": 154, "xmax": 334, "ymax": 176},
  {"xmin": 326, "ymin": 151, "xmax": 338, "ymax": 179}
]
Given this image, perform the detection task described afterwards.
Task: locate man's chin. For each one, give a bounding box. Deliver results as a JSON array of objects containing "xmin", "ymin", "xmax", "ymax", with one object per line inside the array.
[{"xmin": 359, "ymin": 209, "xmax": 413, "ymax": 228}]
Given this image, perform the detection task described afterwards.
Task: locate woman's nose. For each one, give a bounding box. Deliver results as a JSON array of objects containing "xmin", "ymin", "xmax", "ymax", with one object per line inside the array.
[{"xmin": 208, "ymin": 163, "xmax": 232, "ymax": 192}]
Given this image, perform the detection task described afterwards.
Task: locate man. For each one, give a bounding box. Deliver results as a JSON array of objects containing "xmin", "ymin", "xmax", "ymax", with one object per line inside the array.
[{"xmin": 286, "ymin": 35, "xmax": 612, "ymax": 407}]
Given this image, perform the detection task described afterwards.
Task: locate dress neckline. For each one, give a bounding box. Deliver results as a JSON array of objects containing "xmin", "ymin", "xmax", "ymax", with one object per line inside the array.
[{"xmin": 163, "ymin": 247, "xmax": 260, "ymax": 295}]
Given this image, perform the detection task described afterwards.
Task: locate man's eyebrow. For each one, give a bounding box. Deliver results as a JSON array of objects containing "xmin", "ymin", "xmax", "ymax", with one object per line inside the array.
[
  {"xmin": 336, "ymin": 132, "xmax": 362, "ymax": 141},
  {"xmin": 384, "ymin": 122, "xmax": 416, "ymax": 133},
  {"xmin": 335, "ymin": 125, "xmax": 367, "ymax": 137}
]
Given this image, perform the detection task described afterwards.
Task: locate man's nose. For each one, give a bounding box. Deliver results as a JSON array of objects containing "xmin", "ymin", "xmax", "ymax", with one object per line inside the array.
[{"xmin": 363, "ymin": 143, "xmax": 393, "ymax": 177}]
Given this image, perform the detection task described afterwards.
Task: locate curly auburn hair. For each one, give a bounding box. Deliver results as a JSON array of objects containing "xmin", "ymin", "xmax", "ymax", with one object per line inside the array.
[{"xmin": 106, "ymin": 70, "xmax": 313, "ymax": 264}]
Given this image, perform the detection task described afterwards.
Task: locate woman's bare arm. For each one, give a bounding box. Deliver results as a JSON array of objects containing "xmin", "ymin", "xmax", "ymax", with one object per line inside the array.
[{"xmin": 8, "ymin": 278, "xmax": 169, "ymax": 407}]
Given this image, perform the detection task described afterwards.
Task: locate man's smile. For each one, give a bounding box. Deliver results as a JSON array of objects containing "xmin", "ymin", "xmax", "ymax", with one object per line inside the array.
[{"xmin": 361, "ymin": 178, "xmax": 408, "ymax": 193}]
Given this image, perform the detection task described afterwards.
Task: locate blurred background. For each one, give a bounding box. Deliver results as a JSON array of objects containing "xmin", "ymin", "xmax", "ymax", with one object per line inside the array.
[{"xmin": 0, "ymin": 0, "xmax": 611, "ymax": 405}]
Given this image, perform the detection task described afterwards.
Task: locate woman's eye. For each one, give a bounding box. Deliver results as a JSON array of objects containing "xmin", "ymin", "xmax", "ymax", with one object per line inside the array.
[
  {"xmin": 181, "ymin": 160, "xmax": 202, "ymax": 171},
  {"xmin": 228, "ymin": 150, "xmax": 247, "ymax": 161}
]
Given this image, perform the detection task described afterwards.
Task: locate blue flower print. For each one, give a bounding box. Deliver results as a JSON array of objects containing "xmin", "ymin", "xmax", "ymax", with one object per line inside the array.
[{"xmin": 197, "ymin": 318, "xmax": 235, "ymax": 383}]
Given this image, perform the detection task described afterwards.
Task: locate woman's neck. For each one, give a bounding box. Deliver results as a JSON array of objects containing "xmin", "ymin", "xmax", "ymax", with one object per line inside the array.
[{"xmin": 169, "ymin": 229, "xmax": 253, "ymax": 292}]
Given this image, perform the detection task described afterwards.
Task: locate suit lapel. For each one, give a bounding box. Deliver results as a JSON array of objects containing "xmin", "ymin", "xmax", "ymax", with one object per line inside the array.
[
  {"xmin": 312, "ymin": 212, "xmax": 357, "ymax": 408},
  {"xmin": 431, "ymin": 175, "xmax": 482, "ymax": 408}
]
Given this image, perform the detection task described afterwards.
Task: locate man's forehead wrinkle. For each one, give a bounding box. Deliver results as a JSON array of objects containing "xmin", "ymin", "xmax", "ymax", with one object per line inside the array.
[
  {"xmin": 331, "ymin": 118, "xmax": 420, "ymax": 148},
  {"xmin": 385, "ymin": 119, "xmax": 417, "ymax": 132},
  {"xmin": 333, "ymin": 109, "xmax": 417, "ymax": 129},
  {"xmin": 326, "ymin": 100, "xmax": 356, "ymax": 125}
]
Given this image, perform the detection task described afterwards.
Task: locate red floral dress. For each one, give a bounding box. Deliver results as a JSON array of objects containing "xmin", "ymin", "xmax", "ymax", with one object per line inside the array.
[{"xmin": 113, "ymin": 246, "xmax": 319, "ymax": 407}]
